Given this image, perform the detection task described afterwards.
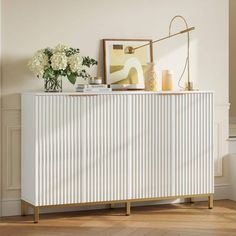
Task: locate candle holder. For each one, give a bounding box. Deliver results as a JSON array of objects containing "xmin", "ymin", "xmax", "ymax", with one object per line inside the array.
[{"xmin": 162, "ymin": 70, "xmax": 173, "ymax": 91}]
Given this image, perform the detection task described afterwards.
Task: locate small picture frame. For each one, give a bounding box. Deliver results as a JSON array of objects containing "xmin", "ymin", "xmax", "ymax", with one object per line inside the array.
[{"xmin": 103, "ymin": 39, "xmax": 153, "ymax": 89}]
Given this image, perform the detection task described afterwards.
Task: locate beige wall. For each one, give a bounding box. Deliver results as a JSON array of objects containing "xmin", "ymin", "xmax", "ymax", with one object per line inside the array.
[
  {"xmin": 1, "ymin": 0, "xmax": 229, "ymax": 104},
  {"xmin": 0, "ymin": 0, "xmax": 229, "ymax": 216},
  {"xmin": 230, "ymin": 0, "xmax": 236, "ymax": 119},
  {"xmin": 0, "ymin": 0, "xmax": 2, "ymax": 217}
]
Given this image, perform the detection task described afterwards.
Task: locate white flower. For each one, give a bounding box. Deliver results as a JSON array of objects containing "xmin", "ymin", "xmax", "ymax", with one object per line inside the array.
[
  {"xmin": 68, "ymin": 54, "xmax": 83, "ymax": 73},
  {"xmin": 51, "ymin": 52, "xmax": 68, "ymax": 70},
  {"xmin": 54, "ymin": 44, "xmax": 69, "ymax": 52},
  {"xmin": 28, "ymin": 50, "xmax": 49, "ymax": 77}
]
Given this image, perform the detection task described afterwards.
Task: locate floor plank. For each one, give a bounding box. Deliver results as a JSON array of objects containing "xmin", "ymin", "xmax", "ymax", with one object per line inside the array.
[{"xmin": 0, "ymin": 200, "xmax": 236, "ymax": 236}]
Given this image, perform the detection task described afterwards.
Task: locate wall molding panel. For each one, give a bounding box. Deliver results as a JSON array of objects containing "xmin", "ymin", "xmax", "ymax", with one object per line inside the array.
[
  {"xmin": 214, "ymin": 104, "xmax": 230, "ymax": 177},
  {"xmin": 1, "ymin": 109, "xmax": 21, "ymax": 205},
  {"xmin": 6, "ymin": 126, "xmax": 21, "ymax": 191}
]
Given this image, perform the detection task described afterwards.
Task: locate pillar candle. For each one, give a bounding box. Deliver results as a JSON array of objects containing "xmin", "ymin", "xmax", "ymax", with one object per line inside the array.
[{"xmin": 162, "ymin": 70, "xmax": 173, "ymax": 91}]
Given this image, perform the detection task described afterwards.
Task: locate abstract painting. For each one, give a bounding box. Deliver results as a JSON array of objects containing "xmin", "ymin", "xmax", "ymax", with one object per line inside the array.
[{"xmin": 103, "ymin": 39, "xmax": 153, "ymax": 89}]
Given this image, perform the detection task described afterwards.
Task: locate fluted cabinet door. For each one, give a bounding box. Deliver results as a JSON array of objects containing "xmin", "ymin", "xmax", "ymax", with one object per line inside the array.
[
  {"xmin": 130, "ymin": 94, "xmax": 173, "ymax": 199},
  {"xmin": 129, "ymin": 93, "xmax": 214, "ymax": 199},
  {"xmin": 173, "ymin": 93, "xmax": 214, "ymax": 196},
  {"xmin": 82, "ymin": 95, "xmax": 130, "ymax": 202},
  {"xmin": 36, "ymin": 95, "xmax": 84, "ymax": 206}
]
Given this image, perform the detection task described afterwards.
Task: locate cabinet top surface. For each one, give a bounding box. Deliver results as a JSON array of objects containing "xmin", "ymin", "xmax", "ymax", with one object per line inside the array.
[{"xmin": 22, "ymin": 91, "xmax": 214, "ymax": 96}]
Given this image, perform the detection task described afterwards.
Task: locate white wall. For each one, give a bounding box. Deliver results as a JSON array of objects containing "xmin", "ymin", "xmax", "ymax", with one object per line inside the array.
[
  {"xmin": 230, "ymin": 0, "xmax": 236, "ymax": 120},
  {"xmin": 1, "ymin": 0, "xmax": 229, "ymax": 104},
  {"xmin": 1, "ymin": 0, "xmax": 229, "ymax": 216},
  {"xmin": 0, "ymin": 0, "xmax": 2, "ymax": 217}
]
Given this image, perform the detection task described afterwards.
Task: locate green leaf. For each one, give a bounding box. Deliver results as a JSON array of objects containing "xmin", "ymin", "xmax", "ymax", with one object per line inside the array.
[
  {"xmin": 44, "ymin": 48, "xmax": 53, "ymax": 58},
  {"xmin": 43, "ymin": 68, "xmax": 56, "ymax": 79},
  {"xmin": 65, "ymin": 48, "xmax": 80, "ymax": 57},
  {"xmin": 82, "ymin": 56, "xmax": 98, "ymax": 67},
  {"xmin": 78, "ymin": 70, "xmax": 91, "ymax": 80},
  {"xmin": 67, "ymin": 73, "xmax": 77, "ymax": 84}
]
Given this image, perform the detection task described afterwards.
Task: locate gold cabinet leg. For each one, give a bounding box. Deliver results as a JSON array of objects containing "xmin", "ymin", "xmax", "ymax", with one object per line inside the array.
[
  {"xmin": 208, "ymin": 194, "xmax": 213, "ymax": 209},
  {"xmin": 34, "ymin": 207, "xmax": 39, "ymax": 223},
  {"xmin": 189, "ymin": 197, "xmax": 194, "ymax": 204},
  {"xmin": 21, "ymin": 200, "xmax": 27, "ymax": 216},
  {"xmin": 126, "ymin": 202, "xmax": 131, "ymax": 216}
]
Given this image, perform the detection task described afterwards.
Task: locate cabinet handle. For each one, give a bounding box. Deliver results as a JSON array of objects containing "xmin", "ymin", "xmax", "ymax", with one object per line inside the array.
[
  {"xmin": 155, "ymin": 93, "xmax": 185, "ymax": 96},
  {"xmin": 68, "ymin": 94, "xmax": 98, "ymax": 97}
]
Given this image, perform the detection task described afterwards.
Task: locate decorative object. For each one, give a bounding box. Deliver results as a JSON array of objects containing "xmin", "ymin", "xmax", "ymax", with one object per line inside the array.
[
  {"xmin": 44, "ymin": 76, "xmax": 62, "ymax": 92},
  {"xmin": 144, "ymin": 62, "xmax": 157, "ymax": 91},
  {"xmin": 103, "ymin": 39, "xmax": 153, "ymax": 90},
  {"xmin": 28, "ymin": 44, "xmax": 97, "ymax": 92},
  {"xmin": 162, "ymin": 70, "xmax": 173, "ymax": 91},
  {"xmin": 125, "ymin": 15, "xmax": 195, "ymax": 91},
  {"xmin": 22, "ymin": 91, "xmax": 214, "ymax": 223},
  {"xmin": 89, "ymin": 77, "xmax": 102, "ymax": 85},
  {"xmin": 75, "ymin": 84, "xmax": 111, "ymax": 92}
]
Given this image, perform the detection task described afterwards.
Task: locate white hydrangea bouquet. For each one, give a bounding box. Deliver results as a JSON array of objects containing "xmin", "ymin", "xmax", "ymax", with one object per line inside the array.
[{"xmin": 28, "ymin": 44, "xmax": 97, "ymax": 92}]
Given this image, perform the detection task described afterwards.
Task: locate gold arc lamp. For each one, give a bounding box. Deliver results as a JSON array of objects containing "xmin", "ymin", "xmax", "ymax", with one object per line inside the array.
[{"xmin": 124, "ymin": 15, "xmax": 195, "ymax": 91}]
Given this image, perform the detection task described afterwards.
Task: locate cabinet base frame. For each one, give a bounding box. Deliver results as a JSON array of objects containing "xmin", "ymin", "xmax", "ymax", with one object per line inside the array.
[{"xmin": 21, "ymin": 193, "xmax": 214, "ymax": 223}]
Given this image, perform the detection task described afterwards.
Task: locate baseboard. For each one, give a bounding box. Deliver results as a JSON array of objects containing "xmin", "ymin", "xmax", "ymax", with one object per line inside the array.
[
  {"xmin": 229, "ymin": 155, "xmax": 236, "ymax": 201},
  {"xmin": 1, "ymin": 198, "xmax": 22, "ymax": 217},
  {"xmin": 229, "ymin": 116, "xmax": 236, "ymax": 124},
  {"xmin": 214, "ymin": 184, "xmax": 231, "ymax": 200},
  {"xmin": 1, "ymin": 184, "xmax": 232, "ymax": 217}
]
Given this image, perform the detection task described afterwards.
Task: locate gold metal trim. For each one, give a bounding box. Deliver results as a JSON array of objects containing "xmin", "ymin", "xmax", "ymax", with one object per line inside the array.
[
  {"xmin": 68, "ymin": 94, "xmax": 98, "ymax": 97},
  {"xmin": 208, "ymin": 194, "xmax": 214, "ymax": 209},
  {"xmin": 126, "ymin": 202, "xmax": 131, "ymax": 216},
  {"xmin": 21, "ymin": 200, "xmax": 27, "ymax": 216},
  {"xmin": 187, "ymin": 197, "xmax": 194, "ymax": 204},
  {"xmin": 34, "ymin": 207, "xmax": 39, "ymax": 223},
  {"xmin": 110, "ymin": 203, "xmax": 116, "ymax": 209},
  {"xmin": 21, "ymin": 193, "xmax": 214, "ymax": 223}
]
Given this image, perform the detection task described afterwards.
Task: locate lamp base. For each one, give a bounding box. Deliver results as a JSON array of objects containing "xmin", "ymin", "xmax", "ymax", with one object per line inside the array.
[{"xmin": 184, "ymin": 82, "xmax": 194, "ymax": 91}]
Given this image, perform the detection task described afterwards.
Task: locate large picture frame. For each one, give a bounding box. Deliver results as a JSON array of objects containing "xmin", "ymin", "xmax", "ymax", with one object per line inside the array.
[{"xmin": 103, "ymin": 39, "xmax": 153, "ymax": 89}]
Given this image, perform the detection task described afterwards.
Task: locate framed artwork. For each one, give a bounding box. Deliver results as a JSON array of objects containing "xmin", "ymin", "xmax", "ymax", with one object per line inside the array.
[{"xmin": 103, "ymin": 39, "xmax": 153, "ymax": 89}]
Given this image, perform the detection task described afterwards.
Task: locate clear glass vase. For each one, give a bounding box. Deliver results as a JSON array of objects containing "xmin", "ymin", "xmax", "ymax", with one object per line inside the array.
[{"xmin": 44, "ymin": 76, "xmax": 62, "ymax": 92}]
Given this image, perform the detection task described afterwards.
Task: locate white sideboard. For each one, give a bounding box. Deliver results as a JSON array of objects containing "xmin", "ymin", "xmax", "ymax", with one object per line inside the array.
[{"xmin": 21, "ymin": 91, "xmax": 214, "ymax": 222}]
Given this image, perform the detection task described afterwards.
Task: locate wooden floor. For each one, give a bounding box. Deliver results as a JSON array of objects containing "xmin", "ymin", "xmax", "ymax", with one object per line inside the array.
[{"xmin": 1, "ymin": 200, "xmax": 236, "ymax": 236}]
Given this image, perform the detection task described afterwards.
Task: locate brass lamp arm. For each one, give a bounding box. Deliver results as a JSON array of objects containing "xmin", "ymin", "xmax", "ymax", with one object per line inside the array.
[{"xmin": 132, "ymin": 27, "xmax": 195, "ymax": 52}]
